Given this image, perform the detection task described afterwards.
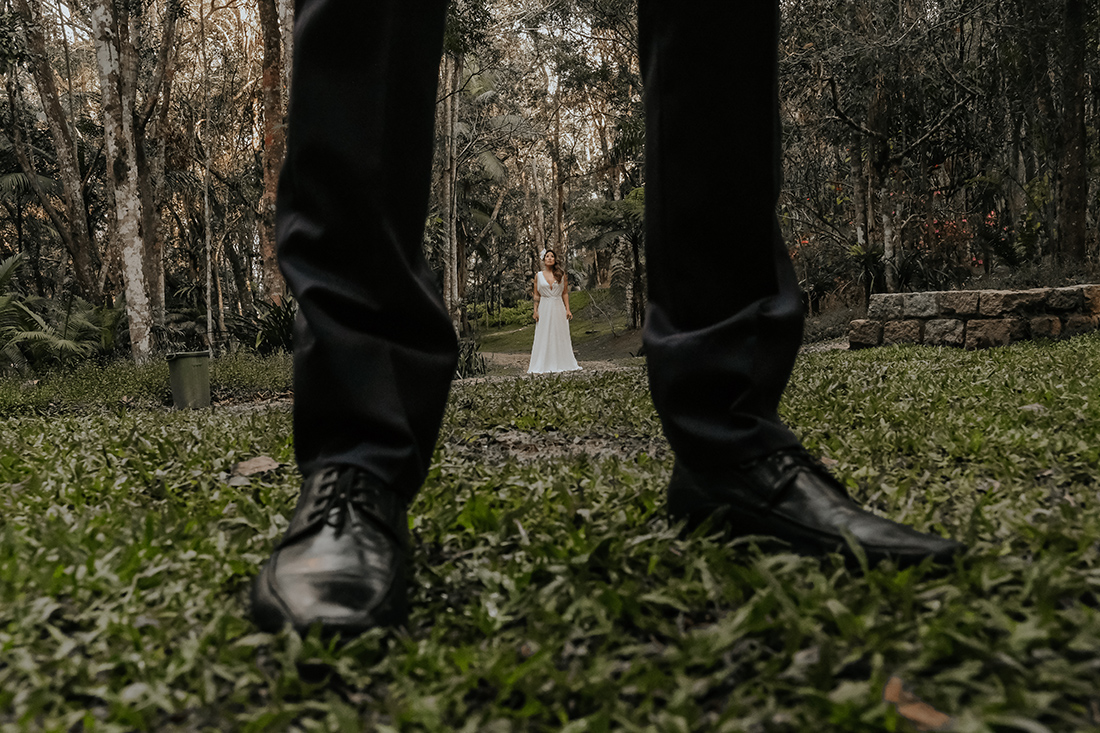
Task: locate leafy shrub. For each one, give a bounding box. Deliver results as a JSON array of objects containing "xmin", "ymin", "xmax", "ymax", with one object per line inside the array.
[
  {"xmin": 255, "ymin": 297, "xmax": 297, "ymax": 353},
  {"xmin": 455, "ymin": 338, "xmax": 487, "ymax": 378},
  {"xmin": 467, "ymin": 300, "xmax": 533, "ymax": 329},
  {"xmin": 0, "ymin": 254, "xmax": 125, "ymax": 373},
  {"xmin": 224, "ymin": 297, "xmax": 298, "ymax": 354},
  {"xmin": 0, "ymin": 351, "xmax": 295, "ymax": 412},
  {"xmin": 210, "ymin": 350, "xmax": 293, "ymax": 394},
  {"xmin": 802, "ymin": 305, "xmax": 861, "ymax": 344}
]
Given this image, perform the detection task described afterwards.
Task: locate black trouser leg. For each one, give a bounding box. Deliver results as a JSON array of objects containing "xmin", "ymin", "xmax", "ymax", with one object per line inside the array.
[
  {"xmin": 276, "ymin": 0, "xmax": 455, "ymax": 499},
  {"xmin": 639, "ymin": 0, "xmax": 804, "ymax": 468}
]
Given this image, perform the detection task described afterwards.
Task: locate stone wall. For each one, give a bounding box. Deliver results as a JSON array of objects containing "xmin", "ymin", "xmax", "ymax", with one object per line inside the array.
[{"xmin": 849, "ymin": 285, "xmax": 1100, "ymax": 349}]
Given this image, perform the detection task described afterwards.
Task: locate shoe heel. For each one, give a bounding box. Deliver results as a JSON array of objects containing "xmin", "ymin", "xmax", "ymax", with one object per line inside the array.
[{"xmin": 666, "ymin": 461, "xmax": 723, "ymax": 533}]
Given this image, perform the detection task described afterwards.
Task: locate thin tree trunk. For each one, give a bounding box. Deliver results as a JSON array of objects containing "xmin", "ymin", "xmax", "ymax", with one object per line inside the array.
[
  {"xmin": 258, "ymin": 0, "xmax": 287, "ymax": 303},
  {"xmin": 530, "ymin": 157, "xmax": 546, "ymax": 257},
  {"xmin": 1057, "ymin": 0, "xmax": 1087, "ymax": 263},
  {"xmin": 1021, "ymin": 2, "xmax": 1059, "ymax": 258},
  {"xmin": 551, "ymin": 105, "xmax": 566, "ymax": 254},
  {"xmin": 630, "ymin": 235, "xmax": 644, "ymax": 329},
  {"xmin": 850, "ymin": 133, "xmax": 868, "ymax": 250},
  {"xmin": 134, "ymin": 0, "xmax": 180, "ymax": 332},
  {"xmin": 215, "ymin": 238, "xmax": 227, "ymax": 337},
  {"xmin": 225, "ymin": 235, "xmax": 254, "ymax": 314},
  {"xmin": 200, "ymin": 0, "xmax": 215, "ymax": 349},
  {"xmin": 4, "ymin": 76, "xmax": 78, "ymax": 277},
  {"xmin": 881, "ymin": 179, "xmax": 900, "ymax": 293},
  {"xmin": 440, "ymin": 54, "xmax": 462, "ymax": 332},
  {"xmin": 279, "ymin": 0, "xmax": 294, "ymax": 101},
  {"xmin": 12, "ymin": 0, "xmax": 100, "ymax": 300},
  {"xmin": 90, "ymin": 0, "xmax": 152, "ymax": 360}
]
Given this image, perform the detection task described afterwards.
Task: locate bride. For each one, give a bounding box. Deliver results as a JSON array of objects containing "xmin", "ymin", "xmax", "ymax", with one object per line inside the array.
[{"xmin": 528, "ymin": 249, "xmax": 581, "ymax": 374}]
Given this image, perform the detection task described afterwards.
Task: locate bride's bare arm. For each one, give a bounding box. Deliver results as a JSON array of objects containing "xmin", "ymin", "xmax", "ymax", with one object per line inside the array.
[
  {"xmin": 562, "ymin": 275, "xmax": 572, "ymax": 320},
  {"xmin": 533, "ymin": 276, "xmax": 540, "ymax": 321}
]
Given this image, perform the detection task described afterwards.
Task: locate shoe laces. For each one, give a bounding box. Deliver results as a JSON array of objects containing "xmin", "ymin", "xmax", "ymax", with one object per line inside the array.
[
  {"xmin": 764, "ymin": 448, "xmax": 851, "ymax": 503},
  {"xmin": 305, "ymin": 468, "xmax": 375, "ymax": 536}
]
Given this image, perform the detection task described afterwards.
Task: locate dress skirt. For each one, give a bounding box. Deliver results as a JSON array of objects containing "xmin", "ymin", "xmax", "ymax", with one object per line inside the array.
[{"xmin": 528, "ymin": 295, "xmax": 581, "ymax": 374}]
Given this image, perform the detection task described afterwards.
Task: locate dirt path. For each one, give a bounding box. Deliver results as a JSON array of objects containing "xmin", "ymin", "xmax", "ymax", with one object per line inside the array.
[
  {"xmin": 479, "ymin": 336, "xmax": 847, "ymax": 378},
  {"xmin": 482, "ymin": 352, "xmax": 623, "ymax": 374}
]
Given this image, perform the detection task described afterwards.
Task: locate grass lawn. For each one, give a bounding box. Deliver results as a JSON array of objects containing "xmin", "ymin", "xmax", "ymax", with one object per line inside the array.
[{"xmin": 5, "ymin": 337, "xmax": 1100, "ymax": 730}]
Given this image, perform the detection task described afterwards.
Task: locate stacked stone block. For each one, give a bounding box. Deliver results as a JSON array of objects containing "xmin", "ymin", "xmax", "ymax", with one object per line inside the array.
[{"xmin": 849, "ymin": 285, "xmax": 1100, "ymax": 350}]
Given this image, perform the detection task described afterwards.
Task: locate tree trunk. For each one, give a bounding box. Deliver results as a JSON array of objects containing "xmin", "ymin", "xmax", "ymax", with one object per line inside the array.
[
  {"xmin": 880, "ymin": 177, "xmax": 900, "ymax": 293},
  {"xmin": 214, "ymin": 237, "xmax": 227, "ymax": 337},
  {"xmin": 440, "ymin": 54, "xmax": 462, "ymax": 332},
  {"xmin": 225, "ymin": 235, "xmax": 255, "ymax": 314},
  {"xmin": 530, "ymin": 157, "xmax": 546, "ymax": 257},
  {"xmin": 90, "ymin": 0, "xmax": 153, "ymax": 360},
  {"xmin": 630, "ymin": 234, "xmax": 644, "ymax": 329},
  {"xmin": 134, "ymin": 0, "xmax": 180, "ymax": 332},
  {"xmin": 1057, "ymin": 0, "xmax": 1087, "ymax": 263},
  {"xmin": 551, "ymin": 106, "xmax": 566, "ymax": 254},
  {"xmin": 279, "ymin": 0, "xmax": 294, "ymax": 100},
  {"xmin": 200, "ymin": 0, "xmax": 215, "ymax": 348},
  {"xmin": 258, "ymin": 0, "xmax": 287, "ymax": 303},
  {"xmin": 1020, "ymin": 2, "xmax": 1059, "ymax": 257},
  {"xmin": 849, "ymin": 133, "xmax": 868, "ymax": 250},
  {"xmin": 11, "ymin": 0, "xmax": 100, "ymax": 301}
]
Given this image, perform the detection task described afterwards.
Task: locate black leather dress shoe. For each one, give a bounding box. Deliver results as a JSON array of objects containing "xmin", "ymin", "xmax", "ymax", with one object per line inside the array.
[
  {"xmin": 251, "ymin": 466, "xmax": 408, "ymax": 636},
  {"xmin": 667, "ymin": 448, "xmax": 964, "ymax": 565}
]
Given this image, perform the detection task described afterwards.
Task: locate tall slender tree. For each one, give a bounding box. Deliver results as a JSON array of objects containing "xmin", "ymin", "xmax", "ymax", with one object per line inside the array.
[
  {"xmin": 90, "ymin": 0, "xmax": 153, "ymax": 358},
  {"xmin": 257, "ymin": 0, "xmax": 286, "ymax": 303},
  {"xmin": 10, "ymin": 0, "xmax": 100, "ymax": 300}
]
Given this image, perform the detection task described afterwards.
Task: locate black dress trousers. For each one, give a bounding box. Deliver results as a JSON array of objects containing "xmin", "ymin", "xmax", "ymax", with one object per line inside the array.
[
  {"xmin": 276, "ymin": 0, "xmax": 456, "ymax": 500},
  {"xmin": 276, "ymin": 0, "xmax": 803, "ymax": 497},
  {"xmin": 639, "ymin": 0, "xmax": 804, "ymax": 469}
]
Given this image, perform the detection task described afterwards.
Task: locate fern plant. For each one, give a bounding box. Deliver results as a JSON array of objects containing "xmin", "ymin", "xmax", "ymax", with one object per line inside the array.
[
  {"xmin": 0, "ymin": 254, "xmax": 28, "ymax": 373},
  {"xmin": 0, "ymin": 254, "xmax": 123, "ymax": 372}
]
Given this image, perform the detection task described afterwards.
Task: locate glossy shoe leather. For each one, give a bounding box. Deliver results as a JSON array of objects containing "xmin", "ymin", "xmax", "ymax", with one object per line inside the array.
[
  {"xmin": 251, "ymin": 466, "xmax": 408, "ymax": 636},
  {"xmin": 668, "ymin": 448, "xmax": 964, "ymax": 565}
]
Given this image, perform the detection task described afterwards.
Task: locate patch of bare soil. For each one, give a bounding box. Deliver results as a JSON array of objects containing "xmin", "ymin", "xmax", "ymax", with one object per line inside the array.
[
  {"xmin": 480, "ymin": 352, "xmax": 625, "ymax": 376},
  {"xmin": 800, "ymin": 336, "xmax": 848, "ymax": 354},
  {"xmin": 574, "ymin": 327, "xmax": 644, "ymax": 361},
  {"xmin": 444, "ymin": 428, "xmax": 671, "ymax": 465},
  {"xmin": 479, "ymin": 334, "xmax": 846, "ymax": 380}
]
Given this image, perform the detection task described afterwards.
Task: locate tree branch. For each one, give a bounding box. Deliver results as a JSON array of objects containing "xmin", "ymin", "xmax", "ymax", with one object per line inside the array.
[
  {"xmin": 4, "ymin": 75, "xmax": 77, "ymax": 263},
  {"xmin": 472, "ymin": 187, "xmax": 508, "ymax": 250},
  {"xmin": 138, "ymin": 0, "xmax": 180, "ymax": 134},
  {"xmin": 827, "ymin": 78, "xmax": 886, "ymax": 140},
  {"xmin": 893, "ymin": 92, "xmax": 975, "ymax": 164}
]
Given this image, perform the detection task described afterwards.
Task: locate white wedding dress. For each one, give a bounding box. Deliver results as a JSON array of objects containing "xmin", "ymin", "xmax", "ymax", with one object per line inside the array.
[{"xmin": 528, "ymin": 271, "xmax": 581, "ymax": 374}]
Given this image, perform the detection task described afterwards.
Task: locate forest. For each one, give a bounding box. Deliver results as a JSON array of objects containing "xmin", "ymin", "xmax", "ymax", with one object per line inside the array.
[{"xmin": 0, "ymin": 0, "xmax": 1098, "ymax": 363}]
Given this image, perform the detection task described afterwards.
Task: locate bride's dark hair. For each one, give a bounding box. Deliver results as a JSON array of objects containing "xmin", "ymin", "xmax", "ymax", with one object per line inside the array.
[{"xmin": 542, "ymin": 249, "xmax": 565, "ymax": 284}]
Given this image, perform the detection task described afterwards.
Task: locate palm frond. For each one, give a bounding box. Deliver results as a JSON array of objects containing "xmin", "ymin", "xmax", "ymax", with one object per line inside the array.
[
  {"xmin": 473, "ymin": 89, "xmax": 499, "ymax": 107},
  {"xmin": 7, "ymin": 329, "xmax": 94, "ymax": 360},
  {"xmin": 13, "ymin": 301, "xmax": 49, "ymax": 331},
  {"xmin": 597, "ymin": 229, "xmax": 629, "ymax": 249},
  {"xmin": 0, "ymin": 253, "xmax": 23, "ymax": 292},
  {"xmin": 0, "ymin": 341, "xmax": 29, "ymax": 375},
  {"xmin": 476, "ymin": 151, "xmax": 508, "ymax": 184},
  {"xmin": 488, "ymin": 114, "xmax": 533, "ymax": 139},
  {"xmin": 0, "ymin": 172, "xmax": 62, "ymax": 199}
]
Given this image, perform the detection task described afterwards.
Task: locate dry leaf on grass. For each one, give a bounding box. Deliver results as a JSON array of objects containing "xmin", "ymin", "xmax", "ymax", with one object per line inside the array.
[
  {"xmin": 232, "ymin": 456, "xmax": 282, "ymax": 477},
  {"xmin": 884, "ymin": 676, "xmax": 954, "ymax": 731}
]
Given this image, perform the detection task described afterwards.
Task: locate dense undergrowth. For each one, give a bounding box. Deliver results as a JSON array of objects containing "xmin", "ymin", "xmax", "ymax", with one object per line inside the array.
[
  {"xmin": 4, "ymin": 338, "xmax": 1100, "ymax": 730},
  {"xmin": 0, "ymin": 351, "xmax": 293, "ymax": 412}
]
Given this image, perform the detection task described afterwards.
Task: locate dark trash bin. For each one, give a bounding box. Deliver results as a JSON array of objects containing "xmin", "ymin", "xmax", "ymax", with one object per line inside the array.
[{"xmin": 167, "ymin": 351, "xmax": 211, "ymax": 409}]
